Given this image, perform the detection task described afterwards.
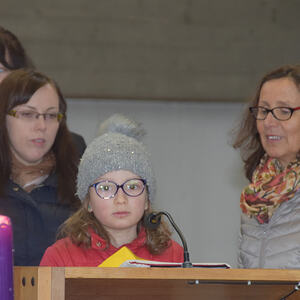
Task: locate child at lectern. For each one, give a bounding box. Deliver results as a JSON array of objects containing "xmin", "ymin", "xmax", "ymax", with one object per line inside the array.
[{"xmin": 40, "ymin": 114, "xmax": 183, "ymax": 266}]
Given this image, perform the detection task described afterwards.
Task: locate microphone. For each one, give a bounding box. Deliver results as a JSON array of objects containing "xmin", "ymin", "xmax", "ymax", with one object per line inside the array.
[{"xmin": 144, "ymin": 211, "xmax": 193, "ymax": 268}]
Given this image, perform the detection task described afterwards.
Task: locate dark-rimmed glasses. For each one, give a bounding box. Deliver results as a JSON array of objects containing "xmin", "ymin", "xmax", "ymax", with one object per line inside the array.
[
  {"xmin": 90, "ymin": 178, "xmax": 146, "ymax": 200},
  {"xmin": 249, "ymin": 106, "xmax": 300, "ymax": 121},
  {"xmin": 8, "ymin": 110, "xmax": 64, "ymax": 122}
]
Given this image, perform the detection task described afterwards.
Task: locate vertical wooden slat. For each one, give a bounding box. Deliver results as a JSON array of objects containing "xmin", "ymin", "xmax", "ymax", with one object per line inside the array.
[{"xmin": 50, "ymin": 267, "xmax": 65, "ymax": 300}]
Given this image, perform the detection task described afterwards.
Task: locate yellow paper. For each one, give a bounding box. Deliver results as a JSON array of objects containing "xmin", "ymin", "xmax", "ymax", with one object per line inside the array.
[{"xmin": 98, "ymin": 246, "xmax": 142, "ymax": 267}]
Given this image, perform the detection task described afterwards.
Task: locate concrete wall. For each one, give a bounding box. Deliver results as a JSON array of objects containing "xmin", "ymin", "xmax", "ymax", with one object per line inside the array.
[{"xmin": 1, "ymin": 0, "xmax": 300, "ymax": 100}]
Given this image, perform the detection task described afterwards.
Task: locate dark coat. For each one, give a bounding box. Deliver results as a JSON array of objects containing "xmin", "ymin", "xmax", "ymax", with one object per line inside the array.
[{"xmin": 0, "ymin": 175, "xmax": 75, "ymax": 266}]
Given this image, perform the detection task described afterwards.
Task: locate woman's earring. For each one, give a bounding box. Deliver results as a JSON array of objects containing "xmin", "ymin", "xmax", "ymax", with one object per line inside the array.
[{"xmin": 88, "ymin": 204, "xmax": 93, "ymax": 213}]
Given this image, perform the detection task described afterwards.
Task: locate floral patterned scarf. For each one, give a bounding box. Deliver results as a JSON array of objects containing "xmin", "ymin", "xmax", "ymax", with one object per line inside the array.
[{"xmin": 240, "ymin": 154, "xmax": 300, "ymax": 224}]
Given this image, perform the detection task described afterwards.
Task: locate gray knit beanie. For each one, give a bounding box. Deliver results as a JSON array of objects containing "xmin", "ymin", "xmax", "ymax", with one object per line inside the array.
[{"xmin": 76, "ymin": 114, "xmax": 155, "ymax": 203}]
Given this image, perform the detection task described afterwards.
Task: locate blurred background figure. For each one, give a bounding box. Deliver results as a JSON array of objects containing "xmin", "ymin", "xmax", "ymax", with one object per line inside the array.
[
  {"xmin": 234, "ymin": 65, "xmax": 300, "ymax": 268},
  {"xmin": 0, "ymin": 69, "xmax": 81, "ymax": 265},
  {"xmin": 0, "ymin": 26, "xmax": 86, "ymax": 156}
]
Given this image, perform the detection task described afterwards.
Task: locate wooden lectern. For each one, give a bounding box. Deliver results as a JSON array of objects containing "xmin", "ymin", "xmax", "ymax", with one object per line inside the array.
[{"xmin": 13, "ymin": 267, "xmax": 300, "ymax": 300}]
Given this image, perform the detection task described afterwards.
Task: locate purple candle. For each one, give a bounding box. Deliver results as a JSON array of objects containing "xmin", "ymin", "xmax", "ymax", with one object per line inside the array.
[{"xmin": 0, "ymin": 215, "xmax": 14, "ymax": 300}]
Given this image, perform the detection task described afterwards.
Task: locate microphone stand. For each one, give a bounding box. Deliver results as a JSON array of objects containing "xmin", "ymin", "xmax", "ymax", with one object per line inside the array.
[
  {"xmin": 146, "ymin": 211, "xmax": 193, "ymax": 268},
  {"xmin": 280, "ymin": 282, "xmax": 300, "ymax": 300}
]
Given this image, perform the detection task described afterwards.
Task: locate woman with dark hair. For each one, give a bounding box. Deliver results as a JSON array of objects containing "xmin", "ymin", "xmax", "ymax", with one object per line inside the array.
[
  {"xmin": 0, "ymin": 25, "xmax": 86, "ymax": 156},
  {"xmin": 233, "ymin": 64, "xmax": 300, "ymax": 268},
  {"xmin": 0, "ymin": 26, "xmax": 34, "ymax": 72},
  {"xmin": 0, "ymin": 69, "xmax": 81, "ymax": 265}
]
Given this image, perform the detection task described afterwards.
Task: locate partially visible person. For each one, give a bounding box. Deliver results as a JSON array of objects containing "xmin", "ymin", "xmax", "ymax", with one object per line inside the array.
[
  {"xmin": 233, "ymin": 64, "xmax": 300, "ymax": 268},
  {"xmin": 0, "ymin": 69, "xmax": 81, "ymax": 265},
  {"xmin": 40, "ymin": 114, "xmax": 183, "ymax": 266},
  {"xmin": 0, "ymin": 26, "xmax": 33, "ymax": 78},
  {"xmin": 0, "ymin": 26, "xmax": 86, "ymax": 156}
]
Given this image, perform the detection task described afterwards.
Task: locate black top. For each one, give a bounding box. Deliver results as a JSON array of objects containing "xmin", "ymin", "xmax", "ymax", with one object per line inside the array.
[
  {"xmin": 0, "ymin": 131, "xmax": 86, "ymax": 265},
  {"xmin": 0, "ymin": 175, "xmax": 76, "ymax": 266}
]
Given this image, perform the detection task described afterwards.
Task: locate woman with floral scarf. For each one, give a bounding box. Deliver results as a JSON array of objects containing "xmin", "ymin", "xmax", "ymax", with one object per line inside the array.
[{"xmin": 233, "ymin": 64, "xmax": 300, "ymax": 268}]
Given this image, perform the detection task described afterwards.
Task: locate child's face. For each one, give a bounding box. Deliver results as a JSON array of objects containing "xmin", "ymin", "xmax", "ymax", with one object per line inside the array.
[{"xmin": 89, "ymin": 169, "xmax": 148, "ymax": 239}]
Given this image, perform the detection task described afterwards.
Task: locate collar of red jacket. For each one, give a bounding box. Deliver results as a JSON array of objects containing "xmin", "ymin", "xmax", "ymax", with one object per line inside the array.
[{"xmin": 90, "ymin": 226, "xmax": 147, "ymax": 251}]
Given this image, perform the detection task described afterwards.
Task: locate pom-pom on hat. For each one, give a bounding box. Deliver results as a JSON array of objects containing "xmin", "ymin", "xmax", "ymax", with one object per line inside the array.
[{"xmin": 76, "ymin": 114, "xmax": 155, "ymax": 203}]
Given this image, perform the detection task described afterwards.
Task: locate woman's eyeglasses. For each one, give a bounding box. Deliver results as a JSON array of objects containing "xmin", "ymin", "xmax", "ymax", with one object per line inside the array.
[
  {"xmin": 8, "ymin": 110, "xmax": 64, "ymax": 122},
  {"xmin": 249, "ymin": 106, "xmax": 300, "ymax": 121}
]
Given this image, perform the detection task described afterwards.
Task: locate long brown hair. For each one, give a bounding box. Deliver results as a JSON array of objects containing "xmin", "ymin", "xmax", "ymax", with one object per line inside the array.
[
  {"xmin": 233, "ymin": 64, "xmax": 300, "ymax": 181},
  {"xmin": 58, "ymin": 199, "xmax": 172, "ymax": 255},
  {"xmin": 0, "ymin": 69, "xmax": 80, "ymax": 208}
]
